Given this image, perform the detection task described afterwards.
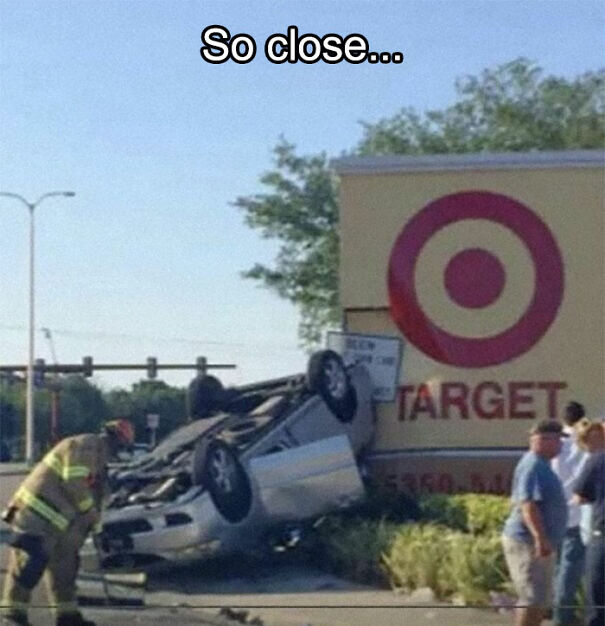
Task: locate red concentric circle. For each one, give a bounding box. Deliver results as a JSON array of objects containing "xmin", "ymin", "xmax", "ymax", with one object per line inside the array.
[
  {"xmin": 444, "ymin": 248, "xmax": 506, "ymax": 309},
  {"xmin": 387, "ymin": 191, "xmax": 564, "ymax": 367}
]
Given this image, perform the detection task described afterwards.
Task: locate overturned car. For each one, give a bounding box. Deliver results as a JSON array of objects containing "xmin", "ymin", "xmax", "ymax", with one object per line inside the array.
[{"xmin": 96, "ymin": 350, "xmax": 375, "ymax": 567}]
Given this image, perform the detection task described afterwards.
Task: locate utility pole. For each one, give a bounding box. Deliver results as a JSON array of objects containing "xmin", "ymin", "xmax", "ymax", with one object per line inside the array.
[{"xmin": 42, "ymin": 328, "xmax": 61, "ymax": 443}]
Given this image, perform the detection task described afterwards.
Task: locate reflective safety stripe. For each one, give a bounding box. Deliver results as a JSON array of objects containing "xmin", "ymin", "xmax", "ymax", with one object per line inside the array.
[
  {"xmin": 63, "ymin": 465, "xmax": 90, "ymax": 480},
  {"xmin": 42, "ymin": 452, "xmax": 91, "ymax": 481},
  {"xmin": 77, "ymin": 496, "xmax": 94, "ymax": 512},
  {"xmin": 42, "ymin": 451, "xmax": 64, "ymax": 476},
  {"xmin": 14, "ymin": 487, "xmax": 69, "ymax": 532}
]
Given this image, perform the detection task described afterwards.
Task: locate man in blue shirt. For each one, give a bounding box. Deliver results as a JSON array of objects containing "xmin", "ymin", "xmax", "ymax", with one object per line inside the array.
[
  {"xmin": 502, "ymin": 419, "xmax": 569, "ymax": 626},
  {"xmin": 573, "ymin": 425, "xmax": 604, "ymax": 626}
]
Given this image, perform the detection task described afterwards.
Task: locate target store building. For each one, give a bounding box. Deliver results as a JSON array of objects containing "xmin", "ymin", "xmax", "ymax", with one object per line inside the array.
[{"xmin": 332, "ymin": 150, "xmax": 604, "ymax": 495}]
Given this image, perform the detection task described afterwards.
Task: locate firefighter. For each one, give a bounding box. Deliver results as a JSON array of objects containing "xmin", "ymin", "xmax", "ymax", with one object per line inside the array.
[{"xmin": 1, "ymin": 419, "xmax": 135, "ymax": 626}]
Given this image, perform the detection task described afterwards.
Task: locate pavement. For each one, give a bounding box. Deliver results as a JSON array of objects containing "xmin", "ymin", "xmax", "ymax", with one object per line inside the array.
[
  {"xmin": 143, "ymin": 558, "xmax": 519, "ymax": 626},
  {"xmin": 1, "ymin": 541, "xmax": 561, "ymax": 626}
]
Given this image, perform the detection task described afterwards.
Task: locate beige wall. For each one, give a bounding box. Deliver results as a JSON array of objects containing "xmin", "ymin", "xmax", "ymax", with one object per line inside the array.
[
  {"xmin": 370, "ymin": 452, "xmax": 519, "ymax": 496},
  {"xmin": 338, "ymin": 156, "xmax": 605, "ymax": 456}
]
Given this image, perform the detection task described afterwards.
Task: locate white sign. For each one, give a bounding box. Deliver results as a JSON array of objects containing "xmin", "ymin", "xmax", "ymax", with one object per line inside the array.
[
  {"xmin": 146, "ymin": 413, "xmax": 160, "ymax": 430},
  {"xmin": 327, "ymin": 332, "xmax": 402, "ymax": 402}
]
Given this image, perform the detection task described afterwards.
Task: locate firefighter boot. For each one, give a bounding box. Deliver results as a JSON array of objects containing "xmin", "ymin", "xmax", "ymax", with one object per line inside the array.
[{"xmin": 55, "ymin": 613, "xmax": 96, "ymax": 626}]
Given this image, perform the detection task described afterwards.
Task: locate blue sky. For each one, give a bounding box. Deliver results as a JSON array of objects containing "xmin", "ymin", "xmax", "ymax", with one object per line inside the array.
[{"xmin": 1, "ymin": 0, "xmax": 603, "ymax": 390}]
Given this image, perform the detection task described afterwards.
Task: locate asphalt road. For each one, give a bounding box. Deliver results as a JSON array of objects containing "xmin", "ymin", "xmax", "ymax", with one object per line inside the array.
[{"xmin": 142, "ymin": 557, "xmax": 520, "ymax": 626}]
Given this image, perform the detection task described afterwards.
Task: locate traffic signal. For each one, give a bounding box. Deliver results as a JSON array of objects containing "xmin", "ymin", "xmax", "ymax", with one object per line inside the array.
[
  {"xmin": 82, "ymin": 356, "xmax": 93, "ymax": 377},
  {"xmin": 196, "ymin": 356, "xmax": 207, "ymax": 375},
  {"xmin": 33, "ymin": 358, "xmax": 45, "ymax": 388},
  {"xmin": 147, "ymin": 357, "xmax": 157, "ymax": 379}
]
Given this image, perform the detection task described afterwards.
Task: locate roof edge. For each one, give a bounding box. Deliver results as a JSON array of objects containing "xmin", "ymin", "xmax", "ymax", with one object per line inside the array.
[{"xmin": 332, "ymin": 150, "xmax": 605, "ymax": 175}]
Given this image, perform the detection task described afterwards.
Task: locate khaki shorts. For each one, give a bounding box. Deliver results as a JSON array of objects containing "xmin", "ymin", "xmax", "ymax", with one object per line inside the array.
[{"xmin": 502, "ymin": 534, "xmax": 555, "ymax": 608}]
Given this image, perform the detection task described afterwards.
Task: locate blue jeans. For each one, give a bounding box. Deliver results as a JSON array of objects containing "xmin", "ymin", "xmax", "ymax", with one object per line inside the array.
[
  {"xmin": 584, "ymin": 532, "xmax": 604, "ymax": 626},
  {"xmin": 553, "ymin": 526, "xmax": 586, "ymax": 625}
]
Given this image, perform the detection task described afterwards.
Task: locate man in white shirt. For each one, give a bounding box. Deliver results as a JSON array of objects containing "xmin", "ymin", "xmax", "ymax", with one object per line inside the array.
[{"xmin": 551, "ymin": 401, "xmax": 587, "ymax": 626}]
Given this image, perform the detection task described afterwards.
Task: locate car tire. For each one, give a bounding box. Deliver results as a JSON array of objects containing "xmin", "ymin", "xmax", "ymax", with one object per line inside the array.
[
  {"xmin": 307, "ymin": 350, "xmax": 357, "ymax": 423},
  {"xmin": 187, "ymin": 374, "xmax": 224, "ymax": 419},
  {"xmin": 201, "ymin": 440, "xmax": 252, "ymax": 523}
]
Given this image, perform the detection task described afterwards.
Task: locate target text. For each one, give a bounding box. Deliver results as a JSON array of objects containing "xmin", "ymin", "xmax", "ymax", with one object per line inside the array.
[{"xmin": 398, "ymin": 380, "xmax": 567, "ymax": 421}]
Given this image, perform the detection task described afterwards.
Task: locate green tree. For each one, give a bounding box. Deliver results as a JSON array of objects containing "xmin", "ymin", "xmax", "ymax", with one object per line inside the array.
[
  {"xmin": 35, "ymin": 375, "xmax": 109, "ymax": 449},
  {"xmin": 0, "ymin": 375, "xmax": 109, "ymax": 458},
  {"xmin": 0, "ymin": 379, "xmax": 23, "ymax": 452},
  {"xmin": 1, "ymin": 375, "xmax": 188, "ymax": 459},
  {"xmin": 237, "ymin": 59, "xmax": 604, "ymax": 345},
  {"xmin": 105, "ymin": 380, "xmax": 187, "ymax": 444},
  {"xmin": 234, "ymin": 139, "xmax": 341, "ymax": 345},
  {"xmin": 358, "ymin": 59, "xmax": 604, "ymax": 155}
]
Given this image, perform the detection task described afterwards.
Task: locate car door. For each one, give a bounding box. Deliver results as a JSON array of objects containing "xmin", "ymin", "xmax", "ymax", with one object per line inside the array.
[{"xmin": 247, "ymin": 434, "xmax": 365, "ymax": 522}]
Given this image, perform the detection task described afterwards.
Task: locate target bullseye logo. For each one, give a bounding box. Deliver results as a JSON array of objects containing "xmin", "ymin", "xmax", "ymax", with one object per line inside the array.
[
  {"xmin": 444, "ymin": 247, "xmax": 506, "ymax": 309},
  {"xmin": 387, "ymin": 191, "xmax": 564, "ymax": 367}
]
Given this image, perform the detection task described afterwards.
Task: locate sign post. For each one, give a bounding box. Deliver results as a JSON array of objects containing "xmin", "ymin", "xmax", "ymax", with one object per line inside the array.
[{"xmin": 146, "ymin": 413, "xmax": 160, "ymax": 449}]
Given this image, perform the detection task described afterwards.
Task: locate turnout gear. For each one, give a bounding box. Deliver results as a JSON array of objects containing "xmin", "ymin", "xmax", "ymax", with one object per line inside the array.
[
  {"xmin": 7, "ymin": 533, "xmax": 48, "ymax": 589},
  {"xmin": 1, "ymin": 432, "xmax": 115, "ymax": 623},
  {"xmin": 7, "ymin": 434, "xmax": 109, "ymax": 533}
]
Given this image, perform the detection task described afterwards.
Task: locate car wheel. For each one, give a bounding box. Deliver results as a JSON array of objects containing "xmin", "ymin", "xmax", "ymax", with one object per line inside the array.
[
  {"xmin": 307, "ymin": 350, "xmax": 357, "ymax": 423},
  {"xmin": 187, "ymin": 374, "xmax": 224, "ymax": 419},
  {"xmin": 202, "ymin": 440, "xmax": 252, "ymax": 523}
]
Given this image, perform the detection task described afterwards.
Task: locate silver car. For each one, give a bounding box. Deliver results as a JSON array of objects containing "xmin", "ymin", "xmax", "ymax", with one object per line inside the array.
[{"xmin": 96, "ymin": 350, "xmax": 375, "ymax": 567}]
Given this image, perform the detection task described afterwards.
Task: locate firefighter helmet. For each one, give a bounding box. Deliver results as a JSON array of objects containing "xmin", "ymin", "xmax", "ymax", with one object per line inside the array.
[{"xmin": 104, "ymin": 419, "xmax": 135, "ymax": 446}]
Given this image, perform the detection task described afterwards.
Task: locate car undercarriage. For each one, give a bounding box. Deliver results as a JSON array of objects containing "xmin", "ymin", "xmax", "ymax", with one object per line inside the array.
[{"xmin": 94, "ymin": 350, "xmax": 375, "ymax": 568}]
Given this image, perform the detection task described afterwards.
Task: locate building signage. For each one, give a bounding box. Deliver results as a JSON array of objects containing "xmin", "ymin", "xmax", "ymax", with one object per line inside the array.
[{"xmin": 327, "ymin": 331, "xmax": 402, "ymax": 402}]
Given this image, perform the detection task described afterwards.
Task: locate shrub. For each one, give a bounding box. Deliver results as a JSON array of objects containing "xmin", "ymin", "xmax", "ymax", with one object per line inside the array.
[
  {"xmin": 309, "ymin": 493, "xmax": 512, "ymax": 605},
  {"xmin": 311, "ymin": 516, "xmax": 398, "ymax": 585},
  {"xmin": 381, "ymin": 525, "xmax": 509, "ymax": 605},
  {"xmin": 418, "ymin": 494, "xmax": 467, "ymax": 531},
  {"xmin": 349, "ymin": 483, "xmax": 421, "ymax": 523},
  {"xmin": 440, "ymin": 531, "xmax": 509, "ymax": 605},
  {"xmin": 419, "ymin": 493, "xmax": 510, "ymax": 534},
  {"xmin": 461, "ymin": 494, "xmax": 510, "ymax": 535},
  {"xmin": 382, "ymin": 524, "xmax": 454, "ymax": 597}
]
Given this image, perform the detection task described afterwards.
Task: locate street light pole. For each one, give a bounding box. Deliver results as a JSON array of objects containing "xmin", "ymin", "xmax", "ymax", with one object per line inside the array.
[{"xmin": 0, "ymin": 191, "xmax": 75, "ymax": 463}]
